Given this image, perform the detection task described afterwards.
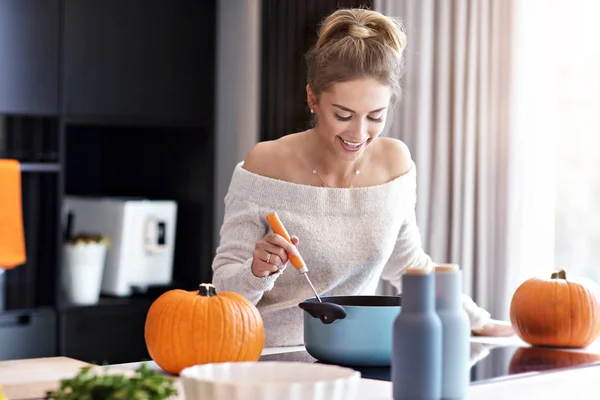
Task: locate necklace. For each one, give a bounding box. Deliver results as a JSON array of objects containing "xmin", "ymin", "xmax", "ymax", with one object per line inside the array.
[
  {"xmin": 312, "ymin": 165, "xmax": 360, "ymax": 188},
  {"xmin": 305, "ymin": 132, "xmax": 362, "ymax": 188}
]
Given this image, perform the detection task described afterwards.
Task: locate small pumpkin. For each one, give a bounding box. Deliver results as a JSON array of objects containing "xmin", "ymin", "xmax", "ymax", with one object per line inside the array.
[
  {"xmin": 144, "ymin": 283, "xmax": 265, "ymax": 375},
  {"xmin": 508, "ymin": 346, "xmax": 600, "ymax": 375},
  {"xmin": 510, "ymin": 269, "xmax": 600, "ymax": 348}
]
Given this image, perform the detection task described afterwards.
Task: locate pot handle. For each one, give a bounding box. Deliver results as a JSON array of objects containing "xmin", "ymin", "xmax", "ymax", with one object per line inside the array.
[{"xmin": 298, "ymin": 301, "xmax": 347, "ymax": 324}]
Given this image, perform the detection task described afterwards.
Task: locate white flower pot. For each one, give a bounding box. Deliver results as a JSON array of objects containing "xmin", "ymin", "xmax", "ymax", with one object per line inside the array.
[{"xmin": 62, "ymin": 242, "xmax": 107, "ymax": 305}]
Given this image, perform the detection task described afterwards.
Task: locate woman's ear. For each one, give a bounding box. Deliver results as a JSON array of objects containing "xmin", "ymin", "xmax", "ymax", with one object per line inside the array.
[{"xmin": 306, "ymin": 84, "xmax": 317, "ymax": 112}]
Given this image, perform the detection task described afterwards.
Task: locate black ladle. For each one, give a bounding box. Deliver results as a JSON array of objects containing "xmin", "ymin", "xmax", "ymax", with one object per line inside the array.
[{"xmin": 299, "ymin": 300, "xmax": 347, "ymax": 324}]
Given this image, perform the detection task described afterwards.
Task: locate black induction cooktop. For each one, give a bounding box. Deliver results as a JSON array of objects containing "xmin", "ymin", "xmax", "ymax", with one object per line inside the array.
[{"xmin": 258, "ymin": 342, "xmax": 600, "ymax": 385}]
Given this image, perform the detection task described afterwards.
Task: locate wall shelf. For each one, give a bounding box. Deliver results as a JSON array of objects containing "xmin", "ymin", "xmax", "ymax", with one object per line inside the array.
[
  {"xmin": 20, "ymin": 163, "xmax": 62, "ymax": 173},
  {"xmin": 0, "ymin": 0, "xmax": 217, "ymax": 365}
]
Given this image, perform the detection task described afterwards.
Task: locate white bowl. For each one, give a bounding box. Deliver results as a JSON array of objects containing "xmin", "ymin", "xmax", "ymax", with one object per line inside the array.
[{"xmin": 180, "ymin": 361, "xmax": 361, "ymax": 400}]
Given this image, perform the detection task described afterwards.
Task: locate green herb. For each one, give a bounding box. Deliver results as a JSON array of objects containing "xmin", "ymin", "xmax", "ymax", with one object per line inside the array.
[{"xmin": 45, "ymin": 363, "xmax": 177, "ymax": 400}]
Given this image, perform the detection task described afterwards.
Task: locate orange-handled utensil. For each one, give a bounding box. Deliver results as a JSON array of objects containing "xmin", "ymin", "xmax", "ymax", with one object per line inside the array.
[{"xmin": 266, "ymin": 212, "xmax": 322, "ymax": 302}]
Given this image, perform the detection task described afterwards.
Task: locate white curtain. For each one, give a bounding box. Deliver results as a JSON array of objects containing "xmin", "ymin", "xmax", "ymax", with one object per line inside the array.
[{"xmin": 374, "ymin": 0, "xmax": 519, "ymax": 321}]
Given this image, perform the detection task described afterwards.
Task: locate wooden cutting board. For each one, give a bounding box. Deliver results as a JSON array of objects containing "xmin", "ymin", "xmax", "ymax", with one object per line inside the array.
[{"xmin": 0, "ymin": 357, "xmax": 183, "ymax": 400}]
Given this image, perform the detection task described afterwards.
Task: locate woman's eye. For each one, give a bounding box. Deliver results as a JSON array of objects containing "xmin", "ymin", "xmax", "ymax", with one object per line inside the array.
[
  {"xmin": 335, "ymin": 114, "xmax": 352, "ymax": 121},
  {"xmin": 368, "ymin": 113, "xmax": 384, "ymax": 123},
  {"xmin": 334, "ymin": 113, "xmax": 383, "ymax": 123}
]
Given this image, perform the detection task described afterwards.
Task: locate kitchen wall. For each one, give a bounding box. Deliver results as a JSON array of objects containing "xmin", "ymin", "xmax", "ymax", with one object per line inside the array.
[{"xmin": 214, "ymin": 0, "xmax": 262, "ymax": 246}]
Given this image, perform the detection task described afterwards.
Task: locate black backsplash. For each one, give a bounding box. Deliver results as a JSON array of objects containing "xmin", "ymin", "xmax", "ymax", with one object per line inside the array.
[{"xmin": 65, "ymin": 123, "xmax": 213, "ymax": 289}]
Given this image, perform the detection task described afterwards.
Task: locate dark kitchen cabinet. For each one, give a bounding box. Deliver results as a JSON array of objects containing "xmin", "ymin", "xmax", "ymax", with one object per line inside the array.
[
  {"xmin": 0, "ymin": 0, "xmax": 60, "ymax": 115},
  {"xmin": 58, "ymin": 299, "xmax": 154, "ymax": 364},
  {"xmin": 0, "ymin": 308, "xmax": 57, "ymax": 360},
  {"xmin": 61, "ymin": 0, "xmax": 215, "ymax": 123},
  {"xmin": 1, "ymin": 0, "xmax": 217, "ymax": 365}
]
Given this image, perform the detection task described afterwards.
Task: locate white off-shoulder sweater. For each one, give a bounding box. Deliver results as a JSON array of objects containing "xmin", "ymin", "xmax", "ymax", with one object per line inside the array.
[{"xmin": 212, "ymin": 162, "xmax": 491, "ymax": 347}]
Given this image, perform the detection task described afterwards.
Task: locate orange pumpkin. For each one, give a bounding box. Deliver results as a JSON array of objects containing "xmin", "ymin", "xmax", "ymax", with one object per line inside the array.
[
  {"xmin": 144, "ymin": 283, "xmax": 265, "ymax": 375},
  {"xmin": 508, "ymin": 346, "xmax": 600, "ymax": 375},
  {"xmin": 510, "ymin": 269, "xmax": 600, "ymax": 348}
]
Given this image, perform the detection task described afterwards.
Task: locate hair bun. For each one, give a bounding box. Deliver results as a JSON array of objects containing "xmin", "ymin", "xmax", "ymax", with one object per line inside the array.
[
  {"xmin": 316, "ymin": 9, "xmax": 406, "ymax": 54},
  {"xmin": 306, "ymin": 8, "xmax": 407, "ymax": 103},
  {"xmin": 348, "ymin": 23, "xmax": 376, "ymax": 39}
]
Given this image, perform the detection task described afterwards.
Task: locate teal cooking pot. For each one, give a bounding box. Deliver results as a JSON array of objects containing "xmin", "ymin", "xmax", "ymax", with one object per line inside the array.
[{"xmin": 298, "ymin": 295, "xmax": 402, "ymax": 367}]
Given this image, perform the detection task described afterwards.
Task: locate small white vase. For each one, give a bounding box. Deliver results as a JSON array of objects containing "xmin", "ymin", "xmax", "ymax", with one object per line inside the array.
[{"xmin": 62, "ymin": 242, "xmax": 107, "ymax": 305}]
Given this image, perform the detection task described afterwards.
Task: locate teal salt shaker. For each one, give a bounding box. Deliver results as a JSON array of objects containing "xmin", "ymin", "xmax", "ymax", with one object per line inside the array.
[
  {"xmin": 392, "ymin": 267, "xmax": 442, "ymax": 400},
  {"xmin": 435, "ymin": 264, "xmax": 471, "ymax": 400}
]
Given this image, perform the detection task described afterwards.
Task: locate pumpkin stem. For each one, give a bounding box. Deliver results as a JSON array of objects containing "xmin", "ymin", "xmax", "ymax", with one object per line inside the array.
[
  {"xmin": 199, "ymin": 283, "xmax": 217, "ymax": 297},
  {"xmin": 551, "ymin": 269, "xmax": 567, "ymax": 280}
]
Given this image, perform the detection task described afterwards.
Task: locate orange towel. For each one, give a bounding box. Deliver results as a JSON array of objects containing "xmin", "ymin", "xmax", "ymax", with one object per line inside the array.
[{"xmin": 0, "ymin": 159, "xmax": 26, "ymax": 269}]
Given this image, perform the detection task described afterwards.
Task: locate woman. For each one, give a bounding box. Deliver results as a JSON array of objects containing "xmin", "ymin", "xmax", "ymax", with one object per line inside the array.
[{"xmin": 212, "ymin": 8, "xmax": 513, "ymax": 347}]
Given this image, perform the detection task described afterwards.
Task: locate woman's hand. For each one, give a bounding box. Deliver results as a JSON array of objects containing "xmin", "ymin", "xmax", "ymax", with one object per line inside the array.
[
  {"xmin": 472, "ymin": 319, "xmax": 515, "ymax": 337},
  {"xmin": 251, "ymin": 233, "xmax": 300, "ymax": 278}
]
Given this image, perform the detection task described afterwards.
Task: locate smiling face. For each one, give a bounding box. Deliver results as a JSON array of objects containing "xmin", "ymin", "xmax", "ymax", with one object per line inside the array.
[{"xmin": 307, "ymin": 78, "xmax": 392, "ymax": 160}]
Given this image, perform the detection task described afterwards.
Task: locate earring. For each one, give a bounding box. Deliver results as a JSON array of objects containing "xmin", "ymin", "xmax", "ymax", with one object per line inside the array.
[{"xmin": 310, "ymin": 109, "xmax": 314, "ymax": 114}]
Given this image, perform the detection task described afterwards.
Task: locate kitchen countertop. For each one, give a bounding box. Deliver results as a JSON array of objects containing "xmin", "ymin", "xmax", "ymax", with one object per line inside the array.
[
  {"xmin": 2, "ymin": 336, "xmax": 599, "ymax": 399},
  {"xmin": 0, "ymin": 357, "xmax": 143, "ymax": 400},
  {"xmin": 110, "ymin": 335, "xmax": 600, "ymax": 400}
]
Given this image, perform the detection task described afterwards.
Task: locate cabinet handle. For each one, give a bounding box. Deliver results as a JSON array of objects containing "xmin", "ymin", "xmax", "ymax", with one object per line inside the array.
[{"xmin": 0, "ymin": 314, "xmax": 31, "ymax": 327}]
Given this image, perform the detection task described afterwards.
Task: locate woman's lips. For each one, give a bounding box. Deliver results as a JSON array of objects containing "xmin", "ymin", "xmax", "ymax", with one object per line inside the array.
[{"xmin": 339, "ymin": 137, "xmax": 368, "ymax": 152}]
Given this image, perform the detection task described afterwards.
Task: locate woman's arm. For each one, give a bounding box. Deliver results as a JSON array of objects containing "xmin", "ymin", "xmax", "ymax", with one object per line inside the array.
[
  {"xmin": 378, "ymin": 140, "xmax": 514, "ymax": 336},
  {"xmin": 377, "ymin": 139, "xmax": 497, "ymax": 331},
  {"xmin": 379, "ymin": 202, "xmax": 492, "ymax": 331},
  {"xmin": 211, "ymin": 193, "xmax": 281, "ymax": 305},
  {"xmin": 376, "ymin": 143, "xmax": 494, "ymax": 331}
]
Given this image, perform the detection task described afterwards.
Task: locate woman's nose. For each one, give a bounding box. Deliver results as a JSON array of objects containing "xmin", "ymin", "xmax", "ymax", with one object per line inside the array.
[{"xmin": 353, "ymin": 118, "xmax": 367, "ymax": 138}]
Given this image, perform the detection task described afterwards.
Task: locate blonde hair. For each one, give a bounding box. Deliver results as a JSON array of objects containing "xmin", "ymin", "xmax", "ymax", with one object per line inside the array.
[{"xmin": 306, "ymin": 8, "xmax": 407, "ymax": 103}]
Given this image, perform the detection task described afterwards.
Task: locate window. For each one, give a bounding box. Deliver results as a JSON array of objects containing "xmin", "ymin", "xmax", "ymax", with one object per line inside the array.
[{"xmin": 515, "ymin": 0, "xmax": 600, "ymax": 285}]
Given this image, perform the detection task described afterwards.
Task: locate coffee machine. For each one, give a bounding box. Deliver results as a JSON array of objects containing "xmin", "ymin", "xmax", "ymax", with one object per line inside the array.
[{"xmin": 63, "ymin": 196, "xmax": 178, "ymax": 297}]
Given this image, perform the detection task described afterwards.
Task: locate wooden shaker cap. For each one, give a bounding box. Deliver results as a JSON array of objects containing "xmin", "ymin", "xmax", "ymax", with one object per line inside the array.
[
  {"xmin": 405, "ymin": 266, "xmax": 433, "ymax": 275},
  {"xmin": 435, "ymin": 264, "xmax": 460, "ymax": 273}
]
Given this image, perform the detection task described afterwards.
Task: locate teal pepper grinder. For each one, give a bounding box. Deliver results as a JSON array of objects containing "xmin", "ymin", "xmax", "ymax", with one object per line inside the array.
[
  {"xmin": 392, "ymin": 267, "xmax": 442, "ymax": 400},
  {"xmin": 435, "ymin": 264, "xmax": 471, "ymax": 399}
]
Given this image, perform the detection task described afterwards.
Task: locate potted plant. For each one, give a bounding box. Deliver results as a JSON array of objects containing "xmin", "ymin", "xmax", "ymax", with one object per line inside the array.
[{"xmin": 62, "ymin": 233, "xmax": 111, "ymax": 305}]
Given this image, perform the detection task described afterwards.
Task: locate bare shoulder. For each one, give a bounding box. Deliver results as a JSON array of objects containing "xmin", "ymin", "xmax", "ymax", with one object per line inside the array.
[
  {"xmin": 373, "ymin": 137, "xmax": 414, "ymax": 178},
  {"xmin": 242, "ymin": 134, "xmax": 300, "ymax": 179},
  {"xmin": 242, "ymin": 141, "xmax": 282, "ymax": 178}
]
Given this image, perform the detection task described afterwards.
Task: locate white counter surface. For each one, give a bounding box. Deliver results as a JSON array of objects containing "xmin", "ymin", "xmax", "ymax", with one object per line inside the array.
[{"xmin": 111, "ymin": 336, "xmax": 600, "ymax": 399}]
